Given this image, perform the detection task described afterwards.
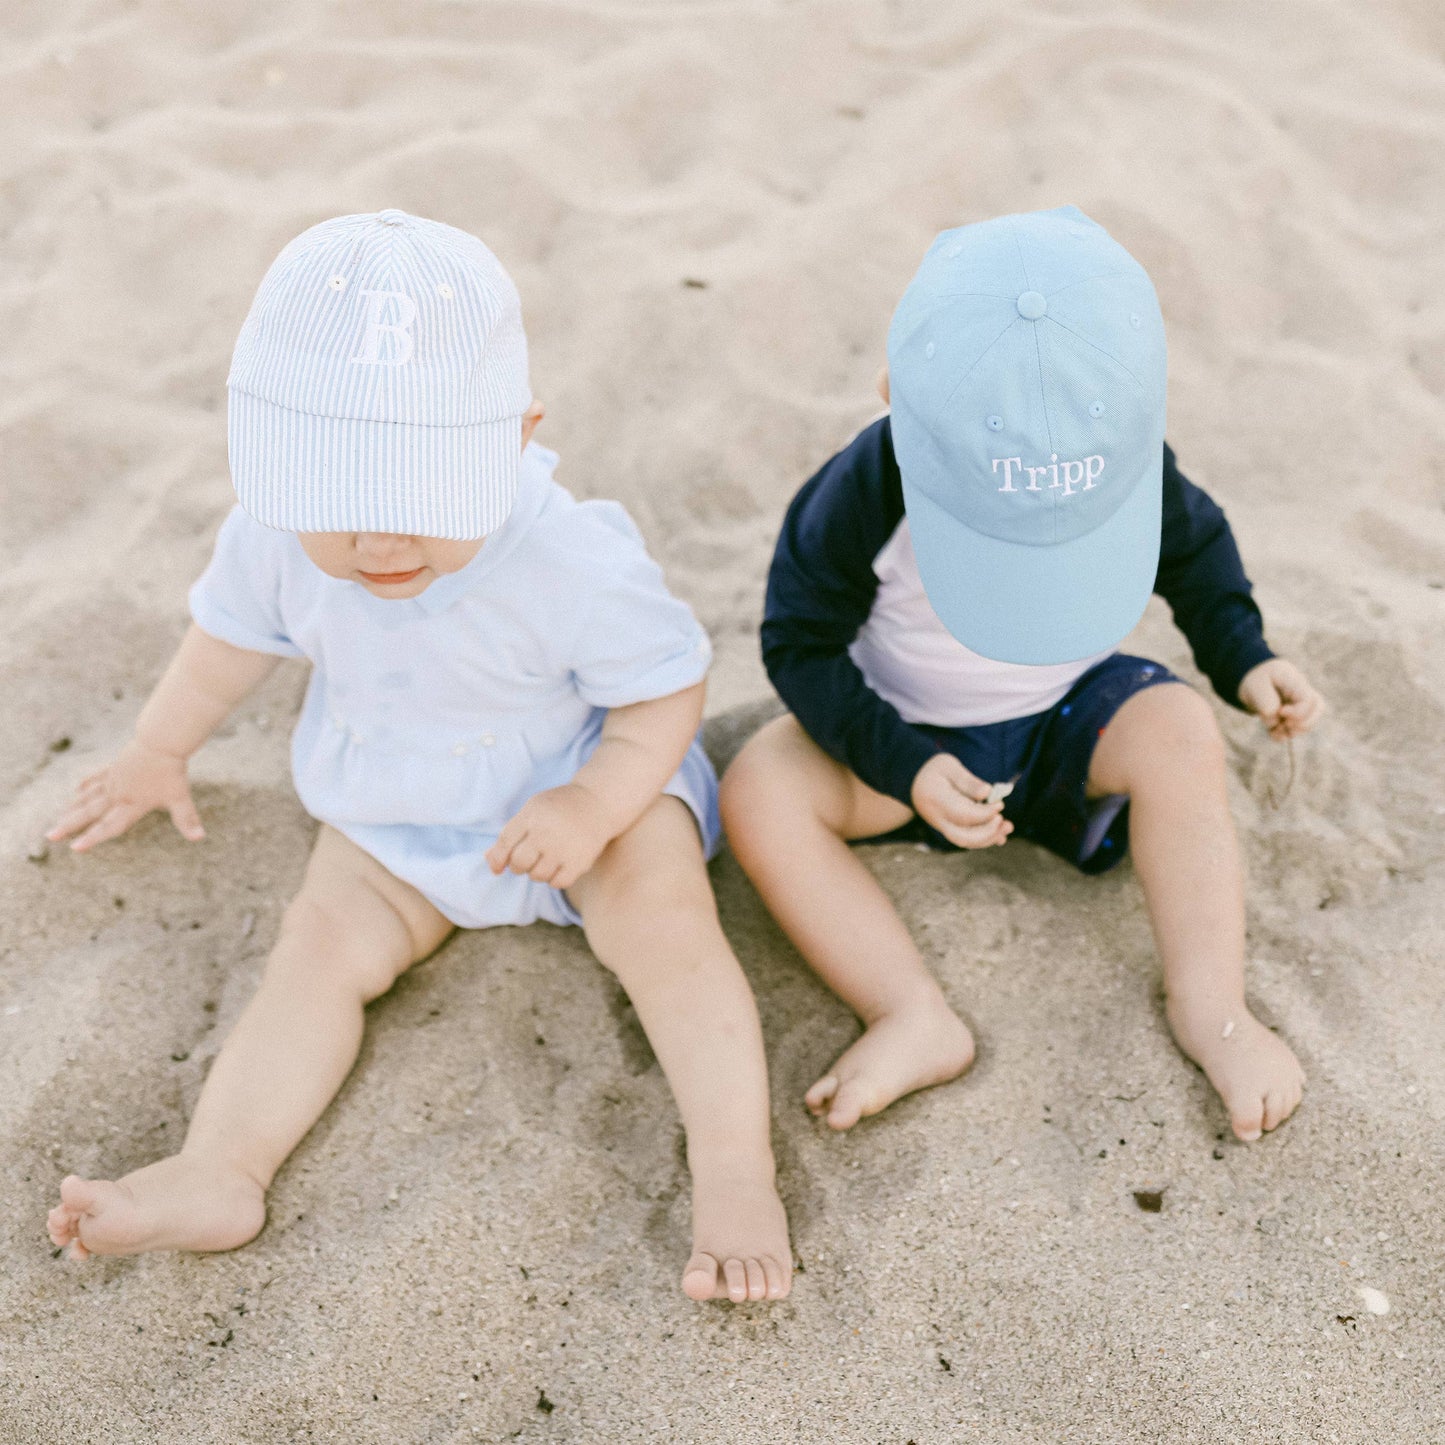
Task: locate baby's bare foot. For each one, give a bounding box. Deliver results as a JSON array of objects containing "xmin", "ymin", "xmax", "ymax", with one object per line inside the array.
[
  {"xmin": 1168, "ymin": 1001, "xmax": 1305, "ymax": 1142},
  {"xmin": 46, "ymin": 1154, "xmax": 266, "ymax": 1259},
  {"xmin": 681, "ymin": 1162, "xmax": 792, "ymax": 1304},
  {"xmin": 805, "ymin": 995, "xmax": 975, "ymax": 1130}
]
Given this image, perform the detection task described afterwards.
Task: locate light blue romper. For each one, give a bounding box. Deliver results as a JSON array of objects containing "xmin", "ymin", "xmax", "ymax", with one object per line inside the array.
[{"xmin": 189, "ymin": 444, "xmax": 720, "ymax": 928}]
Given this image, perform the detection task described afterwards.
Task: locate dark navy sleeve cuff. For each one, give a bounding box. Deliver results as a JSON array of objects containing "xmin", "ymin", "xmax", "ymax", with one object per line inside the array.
[
  {"xmin": 865, "ymin": 725, "xmax": 941, "ymax": 808},
  {"xmin": 1211, "ymin": 631, "xmax": 1276, "ymax": 711}
]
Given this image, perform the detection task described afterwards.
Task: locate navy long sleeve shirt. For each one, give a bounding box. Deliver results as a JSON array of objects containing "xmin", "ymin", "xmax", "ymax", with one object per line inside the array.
[{"xmin": 761, "ymin": 417, "xmax": 1274, "ymax": 805}]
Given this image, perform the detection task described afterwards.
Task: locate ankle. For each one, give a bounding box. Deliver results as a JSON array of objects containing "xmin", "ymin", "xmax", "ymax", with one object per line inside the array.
[
  {"xmin": 857, "ymin": 981, "xmax": 953, "ymax": 1029},
  {"xmin": 1165, "ymin": 989, "xmax": 1251, "ymax": 1037},
  {"xmin": 177, "ymin": 1145, "xmax": 271, "ymax": 1194},
  {"xmin": 687, "ymin": 1143, "xmax": 777, "ymax": 1188}
]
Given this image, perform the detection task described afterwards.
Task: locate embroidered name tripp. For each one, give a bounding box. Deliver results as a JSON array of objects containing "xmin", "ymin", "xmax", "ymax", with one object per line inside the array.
[{"xmin": 991, "ymin": 453, "xmax": 1104, "ymax": 495}]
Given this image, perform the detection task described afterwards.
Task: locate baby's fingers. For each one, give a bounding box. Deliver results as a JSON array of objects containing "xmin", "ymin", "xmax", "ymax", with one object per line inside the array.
[
  {"xmin": 936, "ymin": 796, "xmax": 1003, "ymax": 831},
  {"xmin": 934, "ymin": 814, "xmax": 1012, "ymax": 850},
  {"xmin": 167, "ymin": 795, "xmax": 206, "ymax": 842},
  {"xmin": 486, "ymin": 819, "xmax": 527, "ymax": 875},
  {"xmin": 1280, "ymin": 694, "xmax": 1324, "ymax": 735},
  {"xmin": 525, "ymin": 849, "xmax": 563, "ymax": 884},
  {"xmin": 1240, "ymin": 677, "xmax": 1283, "ymax": 726},
  {"xmin": 936, "ymin": 756, "xmax": 992, "ymax": 804},
  {"xmin": 47, "ymin": 793, "xmax": 109, "ymax": 843},
  {"xmin": 1251, "ymin": 695, "xmax": 1283, "ymax": 730},
  {"xmin": 69, "ymin": 804, "xmax": 143, "ymax": 853}
]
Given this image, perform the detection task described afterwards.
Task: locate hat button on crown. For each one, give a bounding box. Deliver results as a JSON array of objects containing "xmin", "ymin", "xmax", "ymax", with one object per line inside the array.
[
  {"xmin": 1016, "ymin": 290, "xmax": 1047, "ymax": 320},
  {"xmin": 376, "ymin": 209, "xmax": 407, "ymax": 227}
]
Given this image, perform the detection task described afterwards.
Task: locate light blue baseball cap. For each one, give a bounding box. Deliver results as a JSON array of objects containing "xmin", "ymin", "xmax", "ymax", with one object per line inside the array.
[
  {"xmin": 887, "ymin": 206, "xmax": 1167, "ymax": 665},
  {"xmin": 227, "ymin": 209, "xmax": 531, "ymax": 540}
]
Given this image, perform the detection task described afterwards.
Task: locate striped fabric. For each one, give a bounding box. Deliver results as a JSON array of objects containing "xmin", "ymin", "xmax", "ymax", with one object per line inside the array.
[{"xmin": 227, "ymin": 209, "xmax": 531, "ymax": 539}]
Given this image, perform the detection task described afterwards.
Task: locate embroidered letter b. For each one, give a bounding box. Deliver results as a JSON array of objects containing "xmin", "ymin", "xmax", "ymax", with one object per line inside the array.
[{"xmin": 351, "ymin": 290, "xmax": 417, "ymax": 366}]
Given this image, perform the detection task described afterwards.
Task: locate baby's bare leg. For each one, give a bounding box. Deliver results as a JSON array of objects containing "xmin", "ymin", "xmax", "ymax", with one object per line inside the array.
[
  {"xmin": 720, "ymin": 716, "xmax": 975, "ymax": 1130},
  {"xmin": 47, "ymin": 827, "xmax": 452, "ymax": 1258},
  {"xmin": 567, "ymin": 796, "xmax": 791, "ymax": 1304},
  {"xmin": 1088, "ymin": 684, "xmax": 1305, "ymax": 1141}
]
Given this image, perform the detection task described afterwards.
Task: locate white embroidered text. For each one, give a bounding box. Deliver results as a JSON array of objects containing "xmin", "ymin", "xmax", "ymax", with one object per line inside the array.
[
  {"xmin": 992, "ymin": 454, "xmax": 1104, "ymax": 496},
  {"xmin": 351, "ymin": 290, "xmax": 418, "ymax": 366}
]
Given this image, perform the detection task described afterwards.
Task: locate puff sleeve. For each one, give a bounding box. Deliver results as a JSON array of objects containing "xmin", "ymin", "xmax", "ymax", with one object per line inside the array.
[
  {"xmin": 562, "ymin": 502, "xmax": 712, "ymax": 709},
  {"xmin": 188, "ymin": 506, "xmax": 304, "ymax": 658}
]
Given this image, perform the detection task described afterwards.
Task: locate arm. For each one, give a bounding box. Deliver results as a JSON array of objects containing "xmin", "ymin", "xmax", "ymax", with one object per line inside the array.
[
  {"xmin": 1155, "ymin": 444, "xmax": 1324, "ymax": 739},
  {"xmin": 760, "ymin": 417, "xmax": 940, "ymax": 805},
  {"xmin": 762, "ymin": 417, "xmax": 1008, "ymax": 845},
  {"xmin": 487, "ymin": 497, "xmax": 719, "ymax": 889},
  {"xmin": 485, "ymin": 680, "xmax": 704, "ymax": 890},
  {"xmin": 573, "ymin": 680, "xmax": 704, "ymax": 829},
  {"xmin": 48, "ymin": 624, "xmax": 279, "ymax": 851},
  {"xmin": 1153, "ymin": 443, "xmax": 1275, "ymax": 707}
]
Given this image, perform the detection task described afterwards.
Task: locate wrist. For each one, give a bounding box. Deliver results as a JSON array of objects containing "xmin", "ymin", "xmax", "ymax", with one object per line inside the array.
[
  {"xmin": 896, "ymin": 738, "xmax": 943, "ymax": 811},
  {"xmin": 130, "ymin": 727, "xmax": 193, "ymax": 764},
  {"xmin": 567, "ymin": 774, "xmax": 632, "ymax": 839},
  {"xmin": 908, "ymin": 753, "xmax": 940, "ymax": 811},
  {"xmin": 1229, "ymin": 645, "xmax": 1276, "ymax": 708}
]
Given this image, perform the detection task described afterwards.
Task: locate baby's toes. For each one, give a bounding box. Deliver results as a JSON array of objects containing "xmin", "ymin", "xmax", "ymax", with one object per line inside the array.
[
  {"xmin": 1263, "ymin": 1085, "xmax": 1301, "ymax": 1133},
  {"xmin": 804, "ymin": 1075, "xmax": 838, "ymax": 1115},
  {"xmin": 722, "ymin": 1257, "xmax": 749, "ymax": 1303},
  {"xmin": 681, "ymin": 1251, "xmax": 721, "ymax": 1301},
  {"xmin": 762, "ymin": 1255, "xmax": 791, "ymax": 1301},
  {"xmin": 1231, "ymin": 1097, "xmax": 1265, "ymax": 1143},
  {"xmin": 826, "ymin": 1078, "xmax": 871, "ymax": 1131},
  {"xmin": 46, "ymin": 1205, "xmax": 77, "ymax": 1248},
  {"xmin": 744, "ymin": 1258, "xmax": 767, "ymax": 1301},
  {"xmin": 58, "ymin": 1174, "xmax": 101, "ymax": 1213}
]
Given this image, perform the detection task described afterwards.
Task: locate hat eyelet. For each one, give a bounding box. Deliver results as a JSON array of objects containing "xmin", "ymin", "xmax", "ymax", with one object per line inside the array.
[
  {"xmin": 436, "ymin": 283, "xmax": 454, "ymax": 299},
  {"xmin": 1128, "ymin": 312, "xmax": 1141, "ymax": 329},
  {"xmin": 986, "ymin": 414, "xmax": 1004, "ymax": 432},
  {"xmin": 1089, "ymin": 400, "xmax": 1106, "ymax": 418},
  {"xmin": 328, "ymin": 275, "xmax": 347, "ymax": 292},
  {"xmin": 945, "ymin": 243, "xmax": 964, "ymax": 258},
  {"xmin": 924, "ymin": 341, "xmax": 936, "ymax": 360}
]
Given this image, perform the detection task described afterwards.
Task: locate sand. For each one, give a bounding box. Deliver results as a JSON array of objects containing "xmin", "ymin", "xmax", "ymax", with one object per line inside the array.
[{"xmin": 3, "ymin": 1, "xmax": 1444, "ymax": 1441}]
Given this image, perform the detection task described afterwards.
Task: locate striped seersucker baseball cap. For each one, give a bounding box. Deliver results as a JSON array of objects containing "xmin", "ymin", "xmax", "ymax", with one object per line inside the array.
[{"xmin": 227, "ymin": 209, "xmax": 531, "ymax": 539}]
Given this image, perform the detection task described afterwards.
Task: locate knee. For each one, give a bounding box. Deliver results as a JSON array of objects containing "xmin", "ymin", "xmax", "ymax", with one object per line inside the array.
[
  {"xmin": 268, "ymin": 893, "xmax": 412, "ymax": 1003},
  {"xmin": 590, "ymin": 913, "xmax": 714, "ymax": 984},
  {"xmin": 1127, "ymin": 686, "xmax": 1227, "ymax": 787},
  {"xmin": 720, "ymin": 718, "xmax": 824, "ymax": 843},
  {"xmin": 583, "ymin": 863, "xmax": 718, "ymax": 973},
  {"xmin": 719, "ymin": 729, "xmax": 778, "ymax": 826},
  {"xmin": 579, "ymin": 813, "xmax": 720, "ymax": 969}
]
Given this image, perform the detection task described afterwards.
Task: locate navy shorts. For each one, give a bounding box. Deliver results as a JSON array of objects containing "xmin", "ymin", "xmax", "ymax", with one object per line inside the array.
[{"xmin": 859, "ymin": 653, "xmax": 1182, "ymax": 874}]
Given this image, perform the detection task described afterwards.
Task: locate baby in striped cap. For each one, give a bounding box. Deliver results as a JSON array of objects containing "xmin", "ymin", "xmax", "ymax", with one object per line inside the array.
[{"xmin": 45, "ymin": 210, "xmax": 792, "ymax": 1305}]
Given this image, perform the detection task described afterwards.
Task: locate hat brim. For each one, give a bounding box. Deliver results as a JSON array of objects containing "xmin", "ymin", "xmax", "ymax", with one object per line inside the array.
[
  {"xmin": 228, "ymin": 387, "xmax": 520, "ymax": 539},
  {"xmin": 902, "ymin": 452, "xmax": 1161, "ymax": 666}
]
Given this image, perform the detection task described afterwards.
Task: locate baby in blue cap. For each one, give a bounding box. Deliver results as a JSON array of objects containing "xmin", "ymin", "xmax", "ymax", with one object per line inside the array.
[
  {"xmin": 45, "ymin": 211, "xmax": 791, "ymax": 1304},
  {"xmin": 723, "ymin": 206, "xmax": 1323, "ymax": 1144}
]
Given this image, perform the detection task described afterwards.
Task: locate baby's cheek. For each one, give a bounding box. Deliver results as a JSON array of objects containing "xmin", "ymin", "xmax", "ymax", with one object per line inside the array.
[
  {"xmin": 426, "ymin": 538, "xmax": 486, "ymax": 574},
  {"xmin": 295, "ymin": 533, "xmax": 358, "ymax": 577}
]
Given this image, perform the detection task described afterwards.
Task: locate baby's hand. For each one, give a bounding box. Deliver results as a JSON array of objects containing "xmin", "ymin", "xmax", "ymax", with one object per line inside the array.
[
  {"xmin": 910, "ymin": 753, "xmax": 1013, "ymax": 849},
  {"xmin": 1237, "ymin": 658, "xmax": 1325, "ymax": 741},
  {"xmin": 47, "ymin": 739, "xmax": 205, "ymax": 852},
  {"xmin": 486, "ymin": 782, "xmax": 616, "ymax": 892}
]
